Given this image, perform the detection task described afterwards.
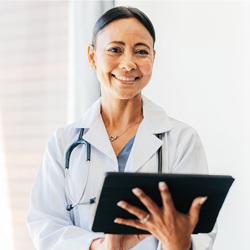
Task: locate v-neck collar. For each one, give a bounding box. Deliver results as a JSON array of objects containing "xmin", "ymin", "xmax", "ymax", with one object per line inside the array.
[
  {"xmin": 117, "ymin": 136, "xmax": 136, "ymax": 158},
  {"xmin": 73, "ymin": 95, "xmax": 174, "ymax": 168}
]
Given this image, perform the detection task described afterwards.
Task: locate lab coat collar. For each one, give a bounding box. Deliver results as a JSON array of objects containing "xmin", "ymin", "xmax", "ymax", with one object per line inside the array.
[
  {"xmin": 73, "ymin": 95, "xmax": 173, "ymax": 168},
  {"xmin": 141, "ymin": 95, "xmax": 173, "ymax": 134},
  {"xmin": 73, "ymin": 95, "xmax": 173, "ymax": 133},
  {"xmin": 74, "ymin": 97, "xmax": 101, "ymax": 129}
]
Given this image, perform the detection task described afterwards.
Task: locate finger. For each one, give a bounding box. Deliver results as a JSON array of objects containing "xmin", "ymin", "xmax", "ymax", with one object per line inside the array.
[
  {"xmin": 132, "ymin": 188, "xmax": 161, "ymax": 215},
  {"xmin": 114, "ymin": 217, "xmax": 148, "ymax": 231},
  {"xmin": 158, "ymin": 182, "xmax": 175, "ymax": 212},
  {"xmin": 117, "ymin": 201, "xmax": 148, "ymax": 220},
  {"xmin": 188, "ymin": 196, "xmax": 207, "ymax": 226}
]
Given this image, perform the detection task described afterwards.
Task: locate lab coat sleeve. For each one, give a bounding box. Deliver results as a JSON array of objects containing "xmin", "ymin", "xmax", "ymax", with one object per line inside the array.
[
  {"xmin": 27, "ymin": 128, "xmax": 103, "ymax": 250},
  {"xmin": 167, "ymin": 123, "xmax": 218, "ymax": 250}
]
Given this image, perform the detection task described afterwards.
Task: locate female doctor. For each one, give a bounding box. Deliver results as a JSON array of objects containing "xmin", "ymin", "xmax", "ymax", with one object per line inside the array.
[{"xmin": 27, "ymin": 6, "xmax": 217, "ymax": 250}]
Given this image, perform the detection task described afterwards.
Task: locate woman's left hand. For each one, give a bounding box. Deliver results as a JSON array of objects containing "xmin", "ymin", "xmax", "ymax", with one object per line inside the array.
[{"xmin": 114, "ymin": 182, "xmax": 207, "ymax": 250}]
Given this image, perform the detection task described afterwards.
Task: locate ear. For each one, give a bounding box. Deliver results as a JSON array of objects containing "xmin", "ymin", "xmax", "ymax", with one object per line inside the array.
[{"xmin": 87, "ymin": 44, "xmax": 96, "ymax": 69}]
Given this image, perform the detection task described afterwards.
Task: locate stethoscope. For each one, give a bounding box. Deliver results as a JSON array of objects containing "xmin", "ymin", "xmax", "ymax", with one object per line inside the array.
[{"xmin": 65, "ymin": 128, "xmax": 163, "ymax": 211}]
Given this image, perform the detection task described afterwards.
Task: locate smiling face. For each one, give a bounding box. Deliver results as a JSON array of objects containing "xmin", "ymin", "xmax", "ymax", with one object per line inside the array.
[{"xmin": 88, "ymin": 18, "xmax": 155, "ymax": 100}]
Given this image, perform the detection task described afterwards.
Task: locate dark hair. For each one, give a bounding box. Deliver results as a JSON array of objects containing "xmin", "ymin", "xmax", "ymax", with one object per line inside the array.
[{"xmin": 92, "ymin": 6, "xmax": 156, "ymax": 48}]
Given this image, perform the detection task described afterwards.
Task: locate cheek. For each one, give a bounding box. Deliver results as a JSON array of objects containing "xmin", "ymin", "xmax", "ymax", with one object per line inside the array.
[
  {"xmin": 96, "ymin": 56, "xmax": 116, "ymax": 84},
  {"xmin": 139, "ymin": 59, "xmax": 154, "ymax": 76},
  {"xmin": 98, "ymin": 55, "xmax": 116, "ymax": 74}
]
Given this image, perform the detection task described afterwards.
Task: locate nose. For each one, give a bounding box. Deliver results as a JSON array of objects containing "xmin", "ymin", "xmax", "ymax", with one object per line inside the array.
[{"xmin": 119, "ymin": 53, "xmax": 137, "ymax": 71}]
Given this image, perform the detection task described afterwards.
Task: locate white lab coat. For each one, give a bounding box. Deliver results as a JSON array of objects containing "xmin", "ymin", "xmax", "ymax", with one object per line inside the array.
[{"xmin": 27, "ymin": 95, "xmax": 217, "ymax": 250}]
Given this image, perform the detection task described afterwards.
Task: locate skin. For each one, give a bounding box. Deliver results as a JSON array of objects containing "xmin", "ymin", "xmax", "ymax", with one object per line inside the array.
[
  {"xmin": 115, "ymin": 183, "xmax": 207, "ymax": 250},
  {"xmin": 87, "ymin": 18, "xmax": 155, "ymax": 156},
  {"xmin": 87, "ymin": 17, "xmax": 207, "ymax": 250}
]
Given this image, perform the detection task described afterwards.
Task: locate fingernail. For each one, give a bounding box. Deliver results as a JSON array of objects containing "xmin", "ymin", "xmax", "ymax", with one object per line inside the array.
[
  {"xmin": 200, "ymin": 196, "xmax": 208, "ymax": 205},
  {"xmin": 117, "ymin": 201, "xmax": 124, "ymax": 207},
  {"xmin": 159, "ymin": 181, "xmax": 166, "ymax": 187},
  {"xmin": 132, "ymin": 188, "xmax": 140, "ymax": 194},
  {"xmin": 114, "ymin": 218, "xmax": 120, "ymax": 223},
  {"xmin": 158, "ymin": 181, "xmax": 167, "ymax": 190}
]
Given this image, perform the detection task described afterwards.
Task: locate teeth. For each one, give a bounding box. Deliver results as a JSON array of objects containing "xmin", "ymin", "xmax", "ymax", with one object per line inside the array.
[{"xmin": 114, "ymin": 75, "xmax": 136, "ymax": 81}]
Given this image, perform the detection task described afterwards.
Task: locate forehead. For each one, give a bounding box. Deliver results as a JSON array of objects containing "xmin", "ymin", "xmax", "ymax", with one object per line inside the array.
[{"xmin": 96, "ymin": 18, "xmax": 154, "ymax": 48}]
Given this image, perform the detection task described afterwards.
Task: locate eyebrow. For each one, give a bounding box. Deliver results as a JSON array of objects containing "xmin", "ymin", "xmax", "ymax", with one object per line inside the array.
[{"xmin": 107, "ymin": 41, "xmax": 151, "ymax": 50}]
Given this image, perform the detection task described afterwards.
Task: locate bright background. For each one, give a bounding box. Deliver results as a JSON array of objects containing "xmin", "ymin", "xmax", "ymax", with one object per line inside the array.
[
  {"xmin": 115, "ymin": 1, "xmax": 249, "ymax": 250},
  {"xmin": 0, "ymin": 1, "xmax": 249, "ymax": 250}
]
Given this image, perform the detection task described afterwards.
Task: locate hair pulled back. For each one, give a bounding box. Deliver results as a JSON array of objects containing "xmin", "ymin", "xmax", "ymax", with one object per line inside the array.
[{"xmin": 92, "ymin": 6, "xmax": 156, "ymax": 48}]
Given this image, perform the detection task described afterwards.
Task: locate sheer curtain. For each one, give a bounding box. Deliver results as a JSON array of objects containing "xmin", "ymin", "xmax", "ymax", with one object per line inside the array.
[{"xmin": 67, "ymin": 0, "xmax": 114, "ymax": 123}]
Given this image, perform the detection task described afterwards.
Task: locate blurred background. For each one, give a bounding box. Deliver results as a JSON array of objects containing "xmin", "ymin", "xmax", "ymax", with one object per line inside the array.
[
  {"xmin": 0, "ymin": 1, "xmax": 68, "ymax": 250},
  {"xmin": 0, "ymin": 1, "xmax": 249, "ymax": 250}
]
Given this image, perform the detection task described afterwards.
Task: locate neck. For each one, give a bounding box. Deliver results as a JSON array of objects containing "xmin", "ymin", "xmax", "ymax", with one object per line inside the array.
[{"xmin": 101, "ymin": 93, "xmax": 143, "ymax": 128}]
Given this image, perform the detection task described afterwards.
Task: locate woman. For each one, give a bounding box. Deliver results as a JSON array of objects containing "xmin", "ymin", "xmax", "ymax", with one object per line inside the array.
[{"xmin": 27, "ymin": 6, "xmax": 217, "ymax": 250}]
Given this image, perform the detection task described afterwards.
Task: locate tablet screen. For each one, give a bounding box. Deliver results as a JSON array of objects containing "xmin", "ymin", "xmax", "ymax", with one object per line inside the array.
[{"xmin": 90, "ymin": 172, "xmax": 234, "ymax": 234}]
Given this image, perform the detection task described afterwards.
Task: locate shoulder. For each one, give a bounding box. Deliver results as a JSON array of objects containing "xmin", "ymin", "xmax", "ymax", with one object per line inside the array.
[
  {"xmin": 164, "ymin": 118, "xmax": 208, "ymax": 174},
  {"xmin": 46, "ymin": 122, "xmax": 81, "ymax": 157},
  {"xmin": 142, "ymin": 95, "xmax": 200, "ymax": 138},
  {"xmin": 166, "ymin": 117, "xmax": 202, "ymax": 150},
  {"xmin": 45, "ymin": 97, "xmax": 101, "ymax": 157},
  {"xmin": 168, "ymin": 117, "xmax": 198, "ymax": 137}
]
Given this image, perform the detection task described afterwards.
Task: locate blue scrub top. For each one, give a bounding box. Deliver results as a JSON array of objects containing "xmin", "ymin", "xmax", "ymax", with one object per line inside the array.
[{"xmin": 117, "ymin": 136, "xmax": 135, "ymax": 172}]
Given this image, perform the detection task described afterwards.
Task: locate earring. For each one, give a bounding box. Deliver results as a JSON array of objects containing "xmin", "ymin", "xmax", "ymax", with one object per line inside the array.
[{"xmin": 91, "ymin": 66, "xmax": 96, "ymax": 70}]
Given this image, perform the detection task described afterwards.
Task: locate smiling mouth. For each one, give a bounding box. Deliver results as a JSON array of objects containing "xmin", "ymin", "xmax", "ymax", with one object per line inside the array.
[{"xmin": 111, "ymin": 74, "xmax": 140, "ymax": 82}]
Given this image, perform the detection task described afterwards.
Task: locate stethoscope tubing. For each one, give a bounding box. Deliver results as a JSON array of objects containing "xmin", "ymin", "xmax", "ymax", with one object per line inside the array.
[
  {"xmin": 156, "ymin": 133, "xmax": 163, "ymax": 173},
  {"xmin": 65, "ymin": 161, "xmax": 90, "ymax": 208},
  {"xmin": 65, "ymin": 128, "xmax": 92, "ymax": 211},
  {"xmin": 65, "ymin": 128, "xmax": 163, "ymax": 211}
]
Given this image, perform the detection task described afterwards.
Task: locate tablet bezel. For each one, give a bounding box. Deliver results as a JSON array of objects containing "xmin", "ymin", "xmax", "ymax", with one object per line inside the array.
[{"xmin": 90, "ymin": 172, "xmax": 234, "ymax": 234}]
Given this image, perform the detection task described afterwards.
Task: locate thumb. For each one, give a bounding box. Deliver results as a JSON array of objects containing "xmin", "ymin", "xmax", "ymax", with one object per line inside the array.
[{"xmin": 188, "ymin": 196, "xmax": 207, "ymax": 226}]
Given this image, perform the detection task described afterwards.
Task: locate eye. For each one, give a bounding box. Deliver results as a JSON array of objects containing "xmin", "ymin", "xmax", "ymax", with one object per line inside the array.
[
  {"xmin": 136, "ymin": 50, "xmax": 149, "ymax": 55},
  {"xmin": 108, "ymin": 47, "xmax": 121, "ymax": 53}
]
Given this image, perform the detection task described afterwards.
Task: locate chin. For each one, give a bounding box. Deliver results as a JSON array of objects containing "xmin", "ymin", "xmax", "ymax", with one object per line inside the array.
[{"xmin": 116, "ymin": 91, "xmax": 141, "ymax": 101}]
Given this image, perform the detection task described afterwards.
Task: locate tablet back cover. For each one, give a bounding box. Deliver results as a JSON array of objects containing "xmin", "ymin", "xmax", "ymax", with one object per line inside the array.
[{"xmin": 90, "ymin": 173, "xmax": 234, "ymax": 234}]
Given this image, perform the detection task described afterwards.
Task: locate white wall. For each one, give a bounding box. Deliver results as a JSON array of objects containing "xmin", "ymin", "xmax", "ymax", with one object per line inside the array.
[{"xmin": 115, "ymin": 1, "xmax": 249, "ymax": 249}]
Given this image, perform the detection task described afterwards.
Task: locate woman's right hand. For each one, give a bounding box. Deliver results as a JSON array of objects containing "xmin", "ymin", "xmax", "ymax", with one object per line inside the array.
[{"xmin": 90, "ymin": 234, "xmax": 150, "ymax": 250}]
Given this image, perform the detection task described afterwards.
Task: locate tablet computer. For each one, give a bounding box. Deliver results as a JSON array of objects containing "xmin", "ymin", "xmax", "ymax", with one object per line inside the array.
[{"xmin": 90, "ymin": 172, "xmax": 234, "ymax": 234}]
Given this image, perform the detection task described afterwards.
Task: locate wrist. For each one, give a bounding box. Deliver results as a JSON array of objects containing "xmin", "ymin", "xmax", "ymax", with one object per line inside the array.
[
  {"xmin": 161, "ymin": 238, "xmax": 192, "ymax": 250},
  {"xmin": 97, "ymin": 238, "xmax": 118, "ymax": 250},
  {"xmin": 89, "ymin": 238, "xmax": 105, "ymax": 250}
]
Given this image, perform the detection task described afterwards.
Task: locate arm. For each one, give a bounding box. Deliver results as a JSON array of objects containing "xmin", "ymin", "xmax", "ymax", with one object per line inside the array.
[
  {"xmin": 114, "ymin": 125, "xmax": 217, "ymax": 250},
  {"xmin": 169, "ymin": 124, "xmax": 218, "ymax": 249},
  {"xmin": 27, "ymin": 129, "xmax": 104, "ymax": 250}
]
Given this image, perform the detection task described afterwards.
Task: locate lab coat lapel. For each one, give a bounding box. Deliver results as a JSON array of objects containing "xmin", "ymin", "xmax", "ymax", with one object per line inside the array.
[
  {"xmin": 125, "ymin": 95, "xmax": 173, "ymax": 173},
  {"xmin": 83, "ymin": 115, "xmax": 117, "ymax": 164},
  {"xmin": 125, "ymin": 121, "xmax": 163, "ymax": 173},
  {"xmin": 72, "ymin": 95, "xmax": 173, "ymax": 171},
  {"xmin": 73, "ymin": 97, "xmax": 117, "ymax": 164}
]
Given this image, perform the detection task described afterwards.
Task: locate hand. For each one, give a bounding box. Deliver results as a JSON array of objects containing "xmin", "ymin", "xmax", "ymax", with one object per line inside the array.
[
  {"xmin": 90, "ymin": 234, "xmax": 150, "ymax": 250},
  {"xmin": 114, "ymin": 182, "xmax": 207, "ymax": 250}
]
